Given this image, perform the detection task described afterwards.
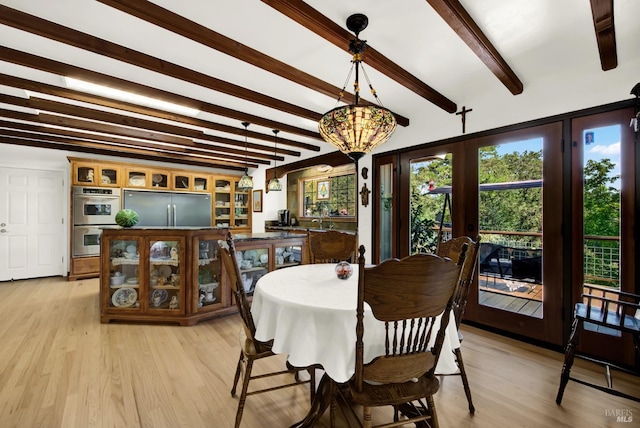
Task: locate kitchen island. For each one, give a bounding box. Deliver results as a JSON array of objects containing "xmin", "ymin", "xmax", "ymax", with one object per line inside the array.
[{"xmin": 100, "ymin": 228, "xmax": 307, "ymax": 325}]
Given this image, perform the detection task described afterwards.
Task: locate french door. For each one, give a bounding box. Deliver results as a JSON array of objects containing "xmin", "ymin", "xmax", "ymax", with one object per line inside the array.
[
  {"xmin": 570, "ymin": 109, "xmax": 637, "ymax": 366},
  {"xmin": 462, "ymin": 123, "xmax": 564, "ymax": 345}
]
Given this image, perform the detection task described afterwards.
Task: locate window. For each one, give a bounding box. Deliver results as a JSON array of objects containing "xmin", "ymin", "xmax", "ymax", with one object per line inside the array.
[{"xmin": 301, "ymin": 173, "xmax": 356, "ymax": 217}]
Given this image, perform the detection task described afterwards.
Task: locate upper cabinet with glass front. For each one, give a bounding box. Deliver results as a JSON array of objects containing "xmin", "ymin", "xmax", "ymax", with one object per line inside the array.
[
  {"xmin": 71, "ymin": 160, "xmax": 121, "ymax": 187},
  {"xmin": 213, "ymin": 177, "xmax": 250, "ymax": 230}
]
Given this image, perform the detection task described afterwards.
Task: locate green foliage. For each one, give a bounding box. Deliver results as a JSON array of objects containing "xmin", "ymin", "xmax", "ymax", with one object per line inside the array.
[{"xmin": 583, "ymin": 159, "xmax": 619, "ymax": 239}]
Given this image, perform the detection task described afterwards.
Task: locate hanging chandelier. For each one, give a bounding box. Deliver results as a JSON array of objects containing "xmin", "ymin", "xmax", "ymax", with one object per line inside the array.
[
  {"xmin": 237, "ymin": 121, "xmax": 254, "ymax": 191},
  {"xmin": 318, "ymin": 13, "xmax": 397, "ymax": 163},
  {"xmin": 267, "ymin": 129, "xmax": 283, "ymax": 191}
]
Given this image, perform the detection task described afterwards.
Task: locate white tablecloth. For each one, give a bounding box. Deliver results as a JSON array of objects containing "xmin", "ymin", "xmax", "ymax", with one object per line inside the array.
[{"xmin": 251, "ymin": 264, "xmax": 461, "ymax": 383}]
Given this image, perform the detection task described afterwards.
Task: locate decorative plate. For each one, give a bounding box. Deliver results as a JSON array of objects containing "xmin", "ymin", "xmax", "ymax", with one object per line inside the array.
[
  {"xmin": 101, "ymin": 175, "xmax": 111, "ymax": 184},
  {"xmin": 152, "ymin": 174, "xmax": 163, "ymax": 183},
  {"xmin": 158, "ymin": 264, "xmax": 172, "ymax": 278},
  {"xmin": 150, "ymin": 288, "xmax": 168, "ymax": 307},
  {"xmin": 126, "ymin": 244, "xmax": 137, "ymax": 254},
  {"xmin": 129, "ymin": 176, "xmax": 146, "ymax": 186},
  {"xmin": 112, "ymin": 287, "xmax": 138, "ymax": 308}
]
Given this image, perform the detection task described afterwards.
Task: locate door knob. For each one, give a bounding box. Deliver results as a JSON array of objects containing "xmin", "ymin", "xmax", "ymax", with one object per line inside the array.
[
  {"xmin": 0, "ymin": 229, "xmax": 7, "ymax": 233},
  {"xmin": 0, "ymin": 223, "xmax": 5, "ymax": 227}
]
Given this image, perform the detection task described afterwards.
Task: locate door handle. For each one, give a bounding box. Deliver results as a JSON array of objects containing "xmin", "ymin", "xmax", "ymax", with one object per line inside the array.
[
  {"xmin": 173, "ymin": 204, "xmax": 177, "ymax": 227},
  {"xmin": 0, "ymin": 229, "xmax": 7, "ymax": 233},
  {"xmin": 167, "ymin": 204, "xmax": 171, "ymax": 227}
]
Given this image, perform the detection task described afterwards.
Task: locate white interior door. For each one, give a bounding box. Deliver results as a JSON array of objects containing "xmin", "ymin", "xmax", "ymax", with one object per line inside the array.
[{"xmin": 0, "ymin": 167, "xmax": 65, "ymax": 281}]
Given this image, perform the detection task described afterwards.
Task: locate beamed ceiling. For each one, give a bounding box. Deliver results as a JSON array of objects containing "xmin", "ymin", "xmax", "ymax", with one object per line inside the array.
[{"xmin": 0, "ymin": 0, "xmax": 637, "ymax": 172}]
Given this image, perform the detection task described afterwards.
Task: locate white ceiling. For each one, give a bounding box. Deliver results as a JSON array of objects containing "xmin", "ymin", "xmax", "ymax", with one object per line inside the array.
[{"xmin": 0, "ymin": 0, "xmax": 639, "ymax": 170}]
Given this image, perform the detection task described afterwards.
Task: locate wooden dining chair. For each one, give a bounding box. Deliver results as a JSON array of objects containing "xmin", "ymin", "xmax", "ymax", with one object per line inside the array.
[
  {"xmin": 307, "ymin": 230, "xmax": 357, "ymax": 264},
  {"xmin": 435, "ymin": 233, "xmax": 481, "ymax": 413},
  {"xmin": 219, "ymin": 232, "xmax": 316, "ymax": 428},
  {"xmin": 342, "ymin": 244, "xmax": 465, "ymax": 428}
]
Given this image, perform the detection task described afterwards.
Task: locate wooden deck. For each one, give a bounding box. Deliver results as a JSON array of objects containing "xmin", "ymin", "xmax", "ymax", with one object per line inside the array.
[{"xmin": 479, "ymin": 274, "xmax": 543, "ymax": 318}]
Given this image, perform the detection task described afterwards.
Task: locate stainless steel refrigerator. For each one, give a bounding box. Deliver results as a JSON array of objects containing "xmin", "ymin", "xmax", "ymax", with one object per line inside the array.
[{"xmin": 123, "ymin": 190, "xmax": 212, "ymax": 227}]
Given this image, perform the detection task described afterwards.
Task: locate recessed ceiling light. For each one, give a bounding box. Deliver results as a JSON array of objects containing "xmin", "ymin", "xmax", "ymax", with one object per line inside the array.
[{"xmin": 64, "ymin": 77, "xmax": 200, "ymax": 117}]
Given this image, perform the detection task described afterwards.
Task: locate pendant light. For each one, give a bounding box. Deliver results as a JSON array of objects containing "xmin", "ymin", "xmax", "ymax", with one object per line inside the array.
[
  {"xmin": 318, "ymin": 13, "xmax": 397, "ymax": 163},
  {"xmin": 267, "ymin": 129, "xmax": 283, "ymax": 192},
  {"xmin": 237, "ymin": 121, "xmax": 253, "ymax": 191}
]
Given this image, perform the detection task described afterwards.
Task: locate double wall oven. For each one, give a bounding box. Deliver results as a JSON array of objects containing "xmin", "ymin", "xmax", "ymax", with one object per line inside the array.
[{"xmin": 72, "ymin": 186, "xmax": 121, "ymax": 257}]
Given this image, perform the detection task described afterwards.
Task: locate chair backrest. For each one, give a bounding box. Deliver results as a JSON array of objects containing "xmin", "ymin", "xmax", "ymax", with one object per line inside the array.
[
  {"xmin": 354, "ymin": 244, "xmax": 465, "ymax": 389},
  {"xmin": 436, "ymin": 233, "xmax": 481, "ymax": 327},
  {"xmin": 218, "ymin": 232, "xmax": 262, "ymax": 349},
  {"xmin": 308, "ymin": 230, "xmax": 357, "ymax": 264}
]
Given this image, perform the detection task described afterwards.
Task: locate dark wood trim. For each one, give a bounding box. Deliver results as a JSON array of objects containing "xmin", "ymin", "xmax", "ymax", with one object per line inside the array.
[
  {"xmin": 589, "ymin": 0, "xmax": 617, "ymax": 71},
  {"xmin": 0, "ymin": 136, "xmax": 246, "ymax": 171},
  {"xmin": 425, "ymin": 0, "xmax": 523, "ymax": 95},
  {"xmin": 261, "ymin": 0, "xmax": 454, "ymax": 116},
  {"xmin": 372, "ymin": 154, "xmax": 398, "ymax": 264},
  {"xmin": 264, "ymin": 151, "xmax": 353, "ymax": 187},
  {"xmin": 0, "ymin": 73, "xmax": 314, "ymax": 153},
  {"xmin": 0, "ymin": 5, "xmax": 326, "ymax": 123},
  {"xmin": 0, "ymin": 48, "xmax": 320, "ymax": 143}
]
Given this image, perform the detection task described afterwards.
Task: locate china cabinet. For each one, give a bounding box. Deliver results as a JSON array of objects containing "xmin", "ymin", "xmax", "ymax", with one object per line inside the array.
[
  {"xmin": 234, "ymin": 233, "xmax": 307, "ymax": 297},
  {"xmin": 100, "ymin": 228, "xmax": 233, "ymax": 325}
]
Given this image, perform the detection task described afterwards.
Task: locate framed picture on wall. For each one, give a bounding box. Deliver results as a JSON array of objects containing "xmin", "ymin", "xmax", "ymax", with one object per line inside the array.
[
  {"xmin": 317, "ymin": 180, "xmax": 330, "ymax": 199},
  {"xmin": 252, "ymin": 189, "xmax": 263, "ymax": 212}
]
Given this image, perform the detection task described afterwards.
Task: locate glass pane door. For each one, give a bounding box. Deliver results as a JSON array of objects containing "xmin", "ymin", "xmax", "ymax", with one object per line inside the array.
[
  {"xmin": 477, "ymin": 138, "xmax": 544, "ymax": 318},
  {"xmin": 409, "ymin": 154, "xmax": 453, "ymax": 254},
  {"xmin": 571, "ymin": 109, "xmax": 636, "ymax": 367}
]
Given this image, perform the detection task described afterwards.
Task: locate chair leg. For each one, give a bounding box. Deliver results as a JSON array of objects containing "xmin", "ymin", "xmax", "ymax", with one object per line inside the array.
[
  {"xmin": 235, "ymin": 356, "xmax": 254, "ymax": 428},
  {"xmin": 362, "ymin": 405, "xmax": 372, "ymax": 428},
  {"xmin": 231, "ymin": 350, "xmax": 244, "ymax": 397},
  {"xmin": 556, "ymin": 317, "xmax": 582, "ymax": 404},
  {"xmin": 425, "ymin": 395, "xmax": 439, "ymax": 428},
  {"xmin": 308, "ymin": 367, "xmax": 316, "ymax": 403},
  {"xmin": 454, "ymin": 347, "xmax": 475, "ymax": 414}
]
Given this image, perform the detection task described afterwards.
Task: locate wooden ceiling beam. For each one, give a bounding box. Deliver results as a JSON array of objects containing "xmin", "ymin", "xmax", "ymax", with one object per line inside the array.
[
  {"xmin": 0, "ymin": 128, "xmax": 252, "ymax": 168},
  {"xmin": 0, "ymin": 73, "xmax": 314, "ymax": 153},
  {"xmin": 0, "ymin": 119, "xmax": 269, "ymax": 165},
  {"xmin": 0, "ymin": 135, "xmax": 248, "ymax": 171},
  {"xmin": 589, "ymin": 0, "xmax": 617, "ymax": 71},
  {"xmin": 261, "ymin": 0, "xmax": 457, "ymax": 114},
  {"xmin": 425, "ymin": 0, "xmax": 523, "ymax": 95},
  {"xmin": 0, "ymin": 94, "xmax": 285, "ymax": 161},
  {"xmin": 0, "ymin": 107, "xmax": 262, "ymax": 167},
  {"xmin": 0, "ymin": 5, "xmax": 326, "ymax": 124},
  {"xmin": 0, "ymin": 48, "xmax": 321, "ymax": 143},
  {"xmin": 96, "ymin": 0, "xmax": 410, "ymax": 127}
]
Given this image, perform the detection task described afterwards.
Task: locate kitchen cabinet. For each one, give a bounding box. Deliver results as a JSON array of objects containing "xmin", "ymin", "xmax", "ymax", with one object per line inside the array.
[
  {"xmin": 72, "ymin": 160, "xmax": 121, "ymax": 187},
  {"xmin": 213, "ymin": 177, "xmax": 251, "ymax": 230},
  {"xmin": 234, "ymin": 233, "xmax": 307, "ymax": 297},
  {"xmin": 100, "ymin": 228, "xmax": 233, "ymax": 325}
]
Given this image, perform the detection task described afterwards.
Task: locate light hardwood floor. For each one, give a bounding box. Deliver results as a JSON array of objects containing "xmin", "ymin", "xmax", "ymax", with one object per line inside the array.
[{"xmin": 0, "ymin": 277, "xmax": 638, "ymax": 427}]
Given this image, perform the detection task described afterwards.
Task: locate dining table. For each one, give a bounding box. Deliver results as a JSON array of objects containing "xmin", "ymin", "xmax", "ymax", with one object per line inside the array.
[{"xmin": 251, "ymin": 263, "xmax": 461, "ymax": 426}]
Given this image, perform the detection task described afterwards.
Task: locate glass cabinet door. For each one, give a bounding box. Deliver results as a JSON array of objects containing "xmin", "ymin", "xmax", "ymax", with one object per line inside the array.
[
  {"xmin": 75, "ymin": 163, "xmax": 97, "ymax": 185},
  {"xmin": 126, "ymin": 168, "xmax": 150, "ymax": 187},
  {"xmin": 274, "ymin": 243, "xmax": 302, "ymax": 269},
  {"xmin": 236, "ymin": 246, "xmax": 269, "ymax": 296},
  {"xmin": 174, "ymin": 174, "xmax": 191, "ymax": 190},
  {"xmin": 99, "ymin": 166, "xmax": 120, "ymax": 187},
  {"xmin": 195, "ymin": 238, "xmax": 222, "ymax": 311},
  {"xmin": 214, "ymin": 179, "xmax": 232, "ymax": 227},
  {"xmin": 150, "ymin": 172, "xmax": 170, "ymax": 189},
  {"xmin": 149, "ymin": 239, "xmax": 182, "ymax": 312},
  {"xmin": 108, "ymin": 238, "xmax": 141, "ymax": 310},
  {"xmin": 233, "ymin": 180, "xmax": 250, "ymax": 228}
]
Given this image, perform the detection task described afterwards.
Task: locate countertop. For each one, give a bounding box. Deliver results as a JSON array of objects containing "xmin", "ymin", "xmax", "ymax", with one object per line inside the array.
[{"xmin": 233, "ymin": 232, "xmax": 307, "ymax": 242}]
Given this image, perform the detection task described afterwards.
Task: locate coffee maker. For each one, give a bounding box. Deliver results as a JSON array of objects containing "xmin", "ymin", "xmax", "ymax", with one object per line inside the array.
[{"xmin": 278, "ymin": 209, "xmax": 290, "ymax": 226}]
